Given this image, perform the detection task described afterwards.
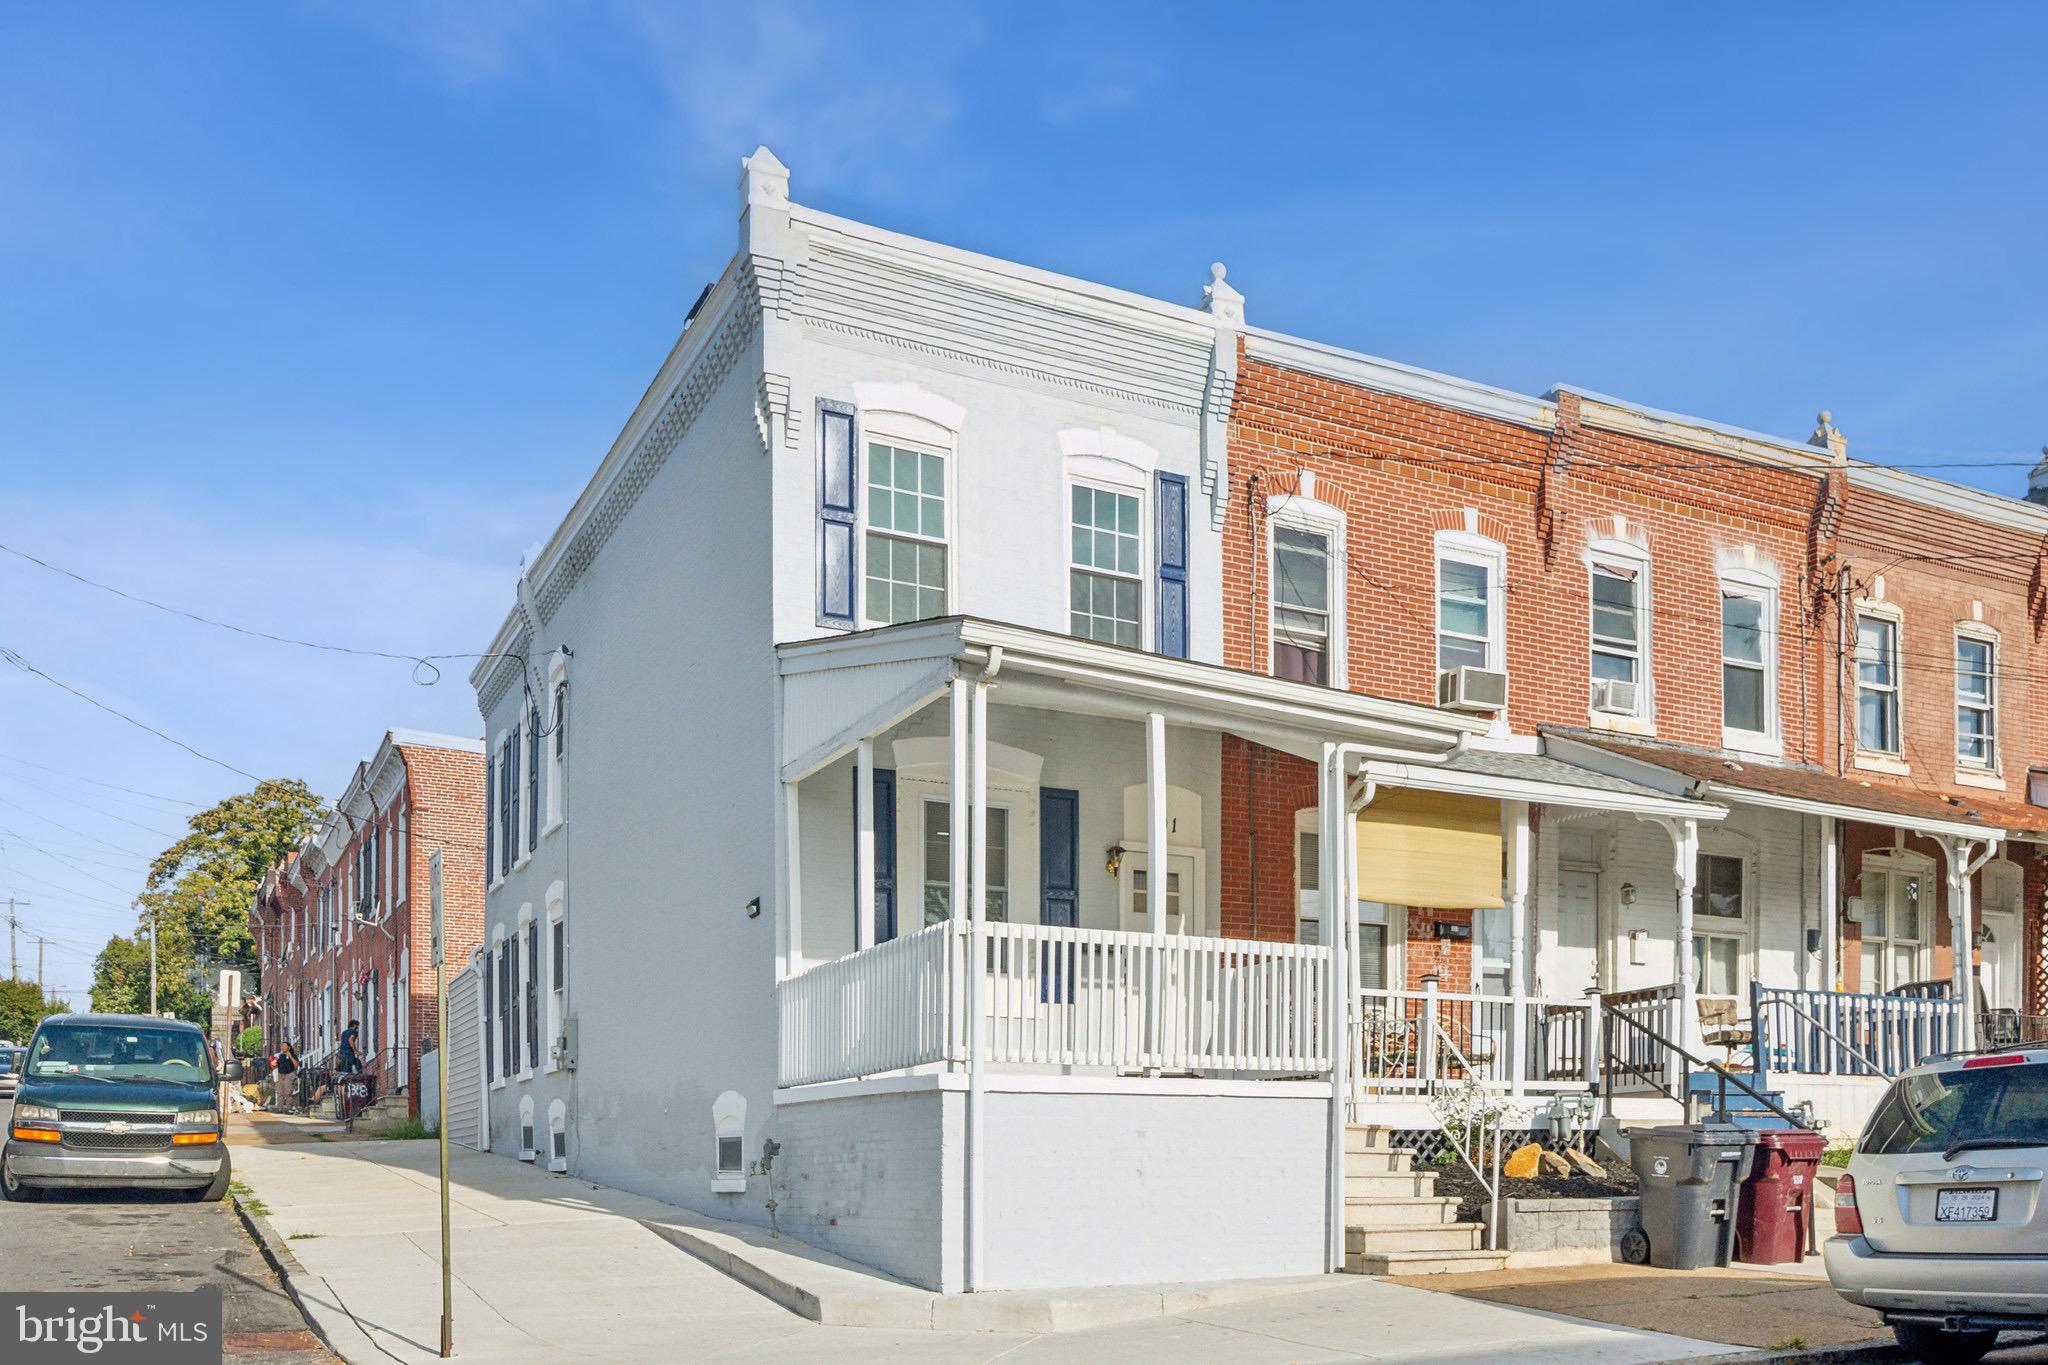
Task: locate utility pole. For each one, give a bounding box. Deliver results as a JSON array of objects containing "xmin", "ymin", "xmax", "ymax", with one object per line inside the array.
[
  {"xmin": 5, "ymin": 896, "xmax": 24, "ymax": 980},
  {"xmin": 36, "ymin": 937, "xmax": 45, "ymax": 1006},
  {"xmin": 148, "ymin": 905, "xmax": 158, "ymax": 1015}
]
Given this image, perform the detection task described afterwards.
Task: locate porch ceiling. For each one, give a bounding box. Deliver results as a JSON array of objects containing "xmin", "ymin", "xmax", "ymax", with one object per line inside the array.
[
  {"xmin": 1544, "ymin": 726, "xmax": 2003, "ymax": 843},
  {"xmin": 774, "ymin": 616, "xmax": 1486, "ymax": 781}
]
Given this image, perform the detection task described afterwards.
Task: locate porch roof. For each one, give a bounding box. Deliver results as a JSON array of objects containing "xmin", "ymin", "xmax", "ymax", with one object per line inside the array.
[
  {"xmin": 1543, "ymin": 727, "xmax": 2003, "ymax": 843},
  {"xmin": 774, "ymin": 617, "xmax": 1488, "ymax": 781},
  {"xmin": 1360, "ymin": 746, "xmax": 1727, "ymax": 821}
]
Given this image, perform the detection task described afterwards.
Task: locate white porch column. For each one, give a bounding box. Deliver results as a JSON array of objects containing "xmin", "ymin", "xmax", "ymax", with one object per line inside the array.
[
  {"xmin": 854, "ymin": 738, "xmax": 876, "ymax": 951},
  {"xmin": 965, "ymin": 679, "xmax": 989, "ymax": 1290},
  {"xmin": 1942, "ymin": 836, "xmax": 1992, "ymax": 1052},
  {"xmin": 949, "ymin": 681, "xmax": 968, "ymax": 924},
  {"xmin": 782, "ymin": 781, "xmax": 803, "ymax": 977},
  {"xmin": 1320, "ymin": 742, "xmax": 1348, "ymax": 1273},
  {"xmin": 1145, "ymin": 711, "xmax": 1167, "ymax": 1076},
  {"xmin": 1669, "ymin": 818, "xmax": 1701, "ymax": 1064},
  {"xmin": 1504, "ymin": 800, "xmax": 1531, "ymax": 1099},
  {"xmin": 1819, "ymin": 816, "xmax": 1839, "ymax": 993}
]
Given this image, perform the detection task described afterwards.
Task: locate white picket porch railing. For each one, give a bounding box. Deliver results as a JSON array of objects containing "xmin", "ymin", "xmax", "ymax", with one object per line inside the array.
[
  {"xmin": 777, "ymin": 922, "xmax": 1332, "ymax": 1087},
  {"xmin": 778, "ymin": 922, "xmax": 955, "ymax": 1087},
  {"xmin": 1354, "ymin": 983, "xmax": 1597, "ymax": 1097}
]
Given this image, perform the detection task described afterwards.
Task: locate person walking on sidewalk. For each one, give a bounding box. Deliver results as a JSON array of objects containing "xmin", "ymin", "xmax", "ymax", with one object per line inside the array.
[
  {"xmin": 338, "ymin": 1019, "xmax": 362, "ymax": 1075},
  {"xmin": 273, "ymin": 1039, "xmax": 300, "ymax": 1111}
]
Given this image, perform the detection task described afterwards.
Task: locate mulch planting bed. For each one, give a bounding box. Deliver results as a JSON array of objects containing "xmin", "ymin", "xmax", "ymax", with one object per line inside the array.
[{"xmin": 1432, "ymin": 1147, "xmax": 1638, "ymax": 1224}]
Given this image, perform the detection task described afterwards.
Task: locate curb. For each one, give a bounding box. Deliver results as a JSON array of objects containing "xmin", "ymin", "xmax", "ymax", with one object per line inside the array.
[
  {"xmin": 229, "ymin": 1185, "xmax": 344, "ymax": 1360},
  {"xmin": 1662, "ymin": 1342, "xmax": 1902, "ymax": 1364}
]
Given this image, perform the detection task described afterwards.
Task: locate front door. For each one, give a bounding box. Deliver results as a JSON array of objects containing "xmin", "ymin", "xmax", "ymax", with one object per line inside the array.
[
  {"xmin": 1548, "ymin": 868, "xmax": 1599, "ymax": 996},
  {"xmin": 1980, "ymin": 909, "xmax": 2021, "ymax": 1010},
  {"xmin": 1124, "ymin": 853, "xmax": 1198, "ymax": 933}
]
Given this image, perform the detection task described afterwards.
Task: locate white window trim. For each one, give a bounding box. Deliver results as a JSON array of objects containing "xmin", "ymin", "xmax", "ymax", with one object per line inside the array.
[
  {"xmin": 544, "ymin": 652, "xmax": 568, "ymax": 837},
  {"xmin": 1585, "ymin": 538, "xmax": 1653, "ymax": 727},
  {"xmin": 1268, "ymin": 493, "xmax": 1348, "ymax": 688},
  {"xmin": 1432, "ymin": 528, "xmax": 1506, "ymax": 675},
  {"xmin": 488, "ymin": 925, "xmax": 508, "ymax": 1091},
  {"xmin": 1690, "ymin": 845, "xmax": 1754, "ymax": 1000},
  {"xmin": 1718, "ymin": 568, "xmax": 1781, "ymax": 756},
  {"xmin": 544, "ymin": 881, "xmax": 565, "ymax": 1074},
  {"xmin": 515, "ymin": 904, "xmax": 536, "ymax": 1082},
  {"xmin": 1856, "ymin": 850, "xmax": 1933, "ymax": 991},
  {"xmin": 1954, "ymin": 623, "xmax": 1999, "ymax": 779},
  {"xmin": 1066, "ymin": 470, "xmax": 1149, "ymax": 649},
  {"xmin": 860, "ymin": 417, "xmax": 958, "ymax": 628},
  {"xmin": 1853, "ymin": 603, "xmax": 1907, "ymax": 771}
]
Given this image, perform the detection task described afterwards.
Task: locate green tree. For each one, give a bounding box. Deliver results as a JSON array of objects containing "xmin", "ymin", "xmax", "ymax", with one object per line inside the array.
[
  {"xmin": 0, "ymin": 977, "xmax": 63, "ymax": 1041},
  {"xmin": 89, "ymin": 933, "xmax": 207, "ymax": 1021},
  {"xmin": 90, "ymin": 778, "xmax": 323, "ymax": 1024}
]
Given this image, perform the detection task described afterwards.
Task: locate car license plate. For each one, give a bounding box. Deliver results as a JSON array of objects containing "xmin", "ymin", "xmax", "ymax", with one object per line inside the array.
[{"xmin": 1935, "ymin": 1187, "xmax": 1998, "ymax": 1222}]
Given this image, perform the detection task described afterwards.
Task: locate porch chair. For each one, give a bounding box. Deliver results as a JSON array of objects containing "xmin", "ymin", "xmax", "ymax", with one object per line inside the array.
[{"xmin": 1697, "ymin": 997, "xmax": 1753, "ymax": 1065}]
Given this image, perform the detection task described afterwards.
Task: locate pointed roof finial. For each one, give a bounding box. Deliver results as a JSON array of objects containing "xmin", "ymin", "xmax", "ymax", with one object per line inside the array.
[
  {"xmin": 1202, "ymin": 261, "xmax": 1244, "ymax": 327},
  {"xmin": 739, "ymin": 145, "xmax": 790, "ymax": 219}
]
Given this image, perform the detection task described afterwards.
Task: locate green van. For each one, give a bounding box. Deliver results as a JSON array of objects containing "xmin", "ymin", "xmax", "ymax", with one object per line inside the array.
[{"xmin": 3, "ymin": 1014, "xmax": 236, "ymax": 1202}]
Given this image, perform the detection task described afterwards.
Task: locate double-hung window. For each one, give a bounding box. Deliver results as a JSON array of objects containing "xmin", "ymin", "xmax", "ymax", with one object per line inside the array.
[
  {"xmin": 1956, "ymin": 634, "xmax": 1996, "ymax": 769},
  {"xmin": 1435, "ymin": 538, "xmax": 1501, "ymax": 672},
  {"xmin": 864, "ymin": 441, "xmax": 947, "ymax": 625},
  {"xmin": 920, "ymin": 800, "xmax": 1008, "ymax": 923},
  {"xmin": 1272, "ymin": 526, "xmax": 1333, "ymax": 684},
  {"xmin": 1856, "ymin": 615, "xmax": 1901, "ymax": 754},
  {"xmin": 1721, "ymin": 591, "xmax": 1768, "ymax": 736},
  {"xmin": 1689, "ymin": 852, "xmax": 1746, "ymax": 998},
  {"xmin": 1589, "ymin": 562, "xmax": 1642, "ymax": 709},
  {"xmin": 1069, "ymin": 483, "xmax": 1141, "ymax": 647}
]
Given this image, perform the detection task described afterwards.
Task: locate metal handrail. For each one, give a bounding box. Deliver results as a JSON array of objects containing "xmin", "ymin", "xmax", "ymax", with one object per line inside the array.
[
  {"xmin": 1601, "ymin": 1002, "xmax": 1802, "ymax": 1127},
  {"xmin": 1429, "ymin": 1020, "xmax": 1514, "ymax": 1251},
  {"xmin": 1753, "ymin": 997, "xmax": 1892, "ymax": 1081}
]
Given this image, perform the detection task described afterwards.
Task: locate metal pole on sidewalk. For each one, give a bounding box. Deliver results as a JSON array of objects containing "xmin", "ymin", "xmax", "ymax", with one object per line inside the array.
[{"xmin": 431, "ymin": 850, "xmax": 453, "ymax": 1358}]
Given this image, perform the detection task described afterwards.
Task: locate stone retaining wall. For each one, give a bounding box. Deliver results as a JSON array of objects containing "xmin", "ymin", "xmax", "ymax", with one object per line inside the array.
[{"xmin": 1488, "ymin": 1196, "xmax": 1640, "ymax": 1258}]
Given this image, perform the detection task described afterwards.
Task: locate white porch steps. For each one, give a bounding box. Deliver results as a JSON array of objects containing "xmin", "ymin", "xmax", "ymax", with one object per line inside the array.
[{"xmin": 1341, "ymin": 1126, "xmax": 1507, "ymax": 1276}]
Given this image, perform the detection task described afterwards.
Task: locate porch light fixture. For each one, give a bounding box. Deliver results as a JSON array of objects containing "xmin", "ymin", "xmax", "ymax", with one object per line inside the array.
[
  {"xmin": 1105, "ymin": 844, "xmax": 1126, "ymax": 878},
  {"xmin": 1619, "ymin": 883, "xmax": 1636, "ymax": 905}
]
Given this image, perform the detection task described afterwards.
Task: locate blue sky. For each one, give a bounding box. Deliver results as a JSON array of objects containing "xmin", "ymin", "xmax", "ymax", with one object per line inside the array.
[{"xmin": 3, "ymin": 3, "xmax": 2045, "ymax": 1005}]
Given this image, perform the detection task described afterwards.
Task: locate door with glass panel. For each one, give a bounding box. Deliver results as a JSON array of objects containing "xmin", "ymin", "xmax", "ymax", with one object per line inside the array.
[
  {"xmin": 1858, "ymin": 865, "xmax": 1925, "ymax": 993},
  {"xmin": 1689, "ymin": 852, "xmax": 1747, "ymax": 1004}
]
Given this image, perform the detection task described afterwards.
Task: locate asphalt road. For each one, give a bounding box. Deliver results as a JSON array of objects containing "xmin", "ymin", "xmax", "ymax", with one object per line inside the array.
[{"xmin": 0, "ymin": 1098, "xmax": 333, "ymax": 1362}]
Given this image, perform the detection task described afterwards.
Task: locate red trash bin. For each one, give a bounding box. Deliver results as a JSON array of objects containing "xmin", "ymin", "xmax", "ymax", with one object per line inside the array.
[{"xmin": 1735, "ymin": 1128, "xmax": 1825, "ymax": 1264}]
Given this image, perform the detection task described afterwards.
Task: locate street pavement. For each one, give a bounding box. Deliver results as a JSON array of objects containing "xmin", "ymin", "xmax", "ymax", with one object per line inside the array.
[
  {"xmin": 0, "ymin": 1098, "xmax": 336, "ymax": 1363},
  {"xmin": 233, "ymin": 1131, "xmax": 1737, "ymax": 1364}
]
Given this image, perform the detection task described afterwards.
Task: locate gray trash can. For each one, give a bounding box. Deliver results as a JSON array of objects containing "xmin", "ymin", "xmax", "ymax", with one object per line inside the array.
[{"xmin": 1627, "ymin": 1122, "xmax": 1758, "ymax": 1269}]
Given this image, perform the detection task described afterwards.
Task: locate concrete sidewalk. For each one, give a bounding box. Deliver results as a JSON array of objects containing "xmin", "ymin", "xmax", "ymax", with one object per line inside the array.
[{"xmin": 227, "ymin": 1131, "xmax": 1741, "ymax": 1363}]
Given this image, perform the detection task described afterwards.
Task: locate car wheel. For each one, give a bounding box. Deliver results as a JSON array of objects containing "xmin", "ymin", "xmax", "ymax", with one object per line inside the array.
[
  {"xmin": 1, "ymin": 1153, "xmax": 41, "ymax": 1202},
  {"xmin": 1892, "ymin": 1322, "xmax": 1999, "ymax": 1365},
  {"xmin": 183, "ymin": 1163, "xmax": 232, "ymax": 1203}
]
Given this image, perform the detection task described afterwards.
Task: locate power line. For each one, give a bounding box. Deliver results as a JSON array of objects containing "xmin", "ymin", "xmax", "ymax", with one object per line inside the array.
[
  {"xmin": 0, "ymin": 646, "xmax": 263, "ymax": 783},
  {"xmin": 0, "ymin": 753, "xmax": 204, "ymax": 809}
]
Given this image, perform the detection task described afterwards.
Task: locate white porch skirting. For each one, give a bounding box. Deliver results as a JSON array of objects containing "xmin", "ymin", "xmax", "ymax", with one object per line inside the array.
[{"xmin": 772, "ymin": 1084, "xmax": 1329, "ymax": 1293}]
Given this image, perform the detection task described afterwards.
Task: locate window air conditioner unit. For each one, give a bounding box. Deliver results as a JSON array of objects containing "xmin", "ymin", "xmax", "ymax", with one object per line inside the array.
[
  {"xmin": 1438, "ymin": 667, "xmax": 1508, "ymax": 714},
  {"xmin": 1591, "ymin": 678, "xmax": 1639, "ymax": 716}
]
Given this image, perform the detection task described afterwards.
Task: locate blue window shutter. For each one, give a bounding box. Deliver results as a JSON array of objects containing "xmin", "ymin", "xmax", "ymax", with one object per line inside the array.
[
  {"xmin": 1040, "ymin": 788, "xmax": 1079, "ymax": 927},
  {"xmin": 1156, "ymin": 472, "xmax": 1189, "ymax": 658},
  {"xmin": 1039, "ymin": 788, "xmax": 1080, "ymax": 1003},
  {"xmin": 851, "ymin": 765, "xmax": 898, "ymax": 945},
  {"xmin": 818, "ymin": 402, "xmax": 859, "ymax": 627},
  {"xmin": 527, "ymin": 708, "xmax": 540, "ymax": 851}
]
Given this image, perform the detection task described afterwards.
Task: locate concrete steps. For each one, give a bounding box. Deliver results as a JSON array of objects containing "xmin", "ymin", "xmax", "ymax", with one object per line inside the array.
[{"xmin": 1339, "ymin": 1125, "xmax": 1506, "ymax": 1276}]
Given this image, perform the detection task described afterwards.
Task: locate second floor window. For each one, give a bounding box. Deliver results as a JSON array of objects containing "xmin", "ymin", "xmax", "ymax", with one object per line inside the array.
[
  {"xmin": 1721, "ymin": 591, "xmax": 1768, "ymax": 735},
  {"xmin": 1589, "ymin": 564, "xmax": 1641, "ymax": 706},
  {"xmin": 1436, "ymin": 556, "xmax": 1492, "ymax": 671},
  {"xmin": 1856, "ymin": 615, "xmax": 1901, "ymax": 754},
  {"xmin": 865, "ymin": 441, "xmax": 947, "ymax": 625},
  {"xmin": 1069, "ymin": 484, "xmax": 1141, "ymax": 647},
  {"xmin": 1956, "ymin": 635, "xmax": 1996, "ymax": 769},
  {"xmin": 1272, "ymin": 526, "xmax": 1332, "ymax": 684}
]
